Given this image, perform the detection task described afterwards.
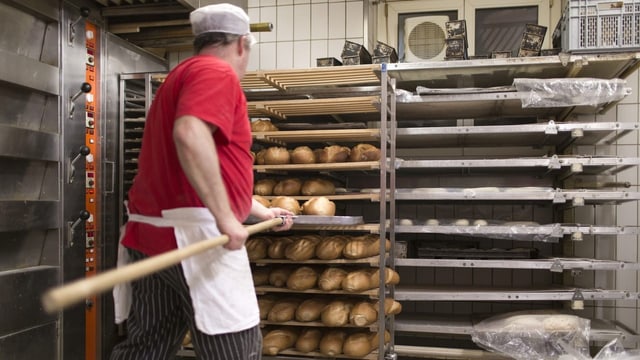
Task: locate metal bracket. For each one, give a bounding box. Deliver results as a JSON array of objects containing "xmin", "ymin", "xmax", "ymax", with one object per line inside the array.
[
  {"xmin": 544, "ymin": 120, "xmax": 558, "ymax": 134},
  {"xmin": 553, "ymin": 189, "xmax": 566, "ymax": 203},
  {"xmin": 548, "ymin": 155, "xmax": 561, "ymax": 169},
  {"xmin": 68, "ymin": 7, "xmax": 90, "ymax": 46},
  {"xmin": 571, "ymin": 290, "xmax": 585, "ymax": 310},
  {"xmin": 550, "ymin": 259, "xmax": 564, "ymax": 273},
  {"xmin": 67, "ymin": 145, "xmax": 91, "ymax": 184},
  {"xmin": 67, "ymin": 210, "xmax": 90, "ymax": 247}
]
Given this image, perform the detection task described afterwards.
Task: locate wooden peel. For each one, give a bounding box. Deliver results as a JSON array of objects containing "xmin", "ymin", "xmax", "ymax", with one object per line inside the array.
[{"xmin": 42, "ymin": 217, "xmax": 284, "ymax": 314}]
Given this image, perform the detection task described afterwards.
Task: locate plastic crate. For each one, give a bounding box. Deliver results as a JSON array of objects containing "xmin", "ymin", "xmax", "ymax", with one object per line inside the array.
[{"xmin": 556, "ymin": 0, "xmax": 640, "ymax": 53}]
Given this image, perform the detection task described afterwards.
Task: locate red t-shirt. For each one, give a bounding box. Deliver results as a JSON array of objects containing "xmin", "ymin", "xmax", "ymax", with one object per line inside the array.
[{"xmin": 121, "ymin": 55, "xmax": 254, "ymax": 256}]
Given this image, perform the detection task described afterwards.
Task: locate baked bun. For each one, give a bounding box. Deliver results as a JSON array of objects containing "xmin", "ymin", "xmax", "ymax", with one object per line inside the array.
[
  {"xmin": 251, "ymin": 119, "xmax": 278, "ymax": 132},
  {"xmin": 254, "ymin": 178, "xmax": 278, "ymax": 196},
  {"xmin": 271, "ymin": 196, "xmax": 301, "ymax": 215},
  {"xmin": 302, "ymin": 197, "xmax": 335, "ymax": 216},
  {"xmin": 253, "ymin": 195, "xmax": 271, "ymax": 207},
  {"xmin": 349, "ymin": 144, "xmax": 381, "ymax": 162},
  {"xmin": 301, "ymin": 178, "xmax": 335, "ymax": 196},
  {"xmin": 290, "ymin": 146, "xmax": 316, "ymax": 164},
  {"xmin": 273, "ymin": 178, "xmax": 302, "ymax": 196},
  {"xmin": 314, "ymin": 145, "xmax": 350, "ymax": 163},
  {"xmin": 263, "ymin": 147, "xmax": 290, "ymax": 165}
]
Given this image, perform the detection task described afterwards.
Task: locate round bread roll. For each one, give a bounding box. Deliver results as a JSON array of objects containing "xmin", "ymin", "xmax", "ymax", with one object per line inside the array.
[
  {"xmin": 425, "ymin": 218, "xmax": 439, "ymax": 226},
  {"xmin": 342, "ymin": 269, "xmax": 374, "ymax": 292},
  {"xmin": 369, "ymin": 267, "xmax": 401, "ymax": 287},
  {"xmin": 268, "ymin": 267, "xmax": 294, "ymax": 287},
  {"xmin": 285, "ymin": 237, "xmax": 317, "ymax": 261},
  {"xmin": 263, "ymin": 328, "xmax": 298, "ymax": 355},
  {"xmin": 246, "ymin": 236, "xmax": 271, "ymax": 261},
  {"xmin": 267, "ymin": 298, "xmax": 302, "ymax": 322},
  {"xmin": 301, "ymin": 178, "xmax": 336, "ymax": 196},
  {"xmin": 349, "ymin": 301, "xmax": 378, "ymax": 326},
  {"xmin": 252, "ymin": 266, "xmax": 271, "ymax": 286},
  {"xmin": 319, "ymin": 330, "xmax": 347, "ymax": 356},
  {"xmin": 263, "ymin": 147, "xmax": 290, "ymax": 165},
  {"xmin": 254, "ymin": 178, "xmax": 278, "ymax": 196},
  {"xmin": 343, "ymin": 332, "xmax": 373, "ymax": 357},
  {"xmin": 368, "ymin": 330, "xmax": 391, "ymax": 351},
  {"xmin": 315, "ymin": 235, "xmax": 348, "ymax": 260},
  {"xmin": 295, "ymin": 298, "xmax": 329, "ymax": 322},
  {"xmin": 253, "ymin": 194, "xmax": 270, "ymax": 208},
  {"xmin": 267, "ymin": 237, "xmax": 294, "ymax": 259},
  {"xmin": 314, "ymin": 145, "xmax": 350, "ymax": 163},
  {"xmin": 318, "ymin": 267, "xmax": 348, "ymax": 291},
  {"xmin": 286, "ymin": 266, "xmax": 318, "ymax": 290},
  {"xmin": 273, "ymin": 178, "xmax": 302, "ymax": 196},
  {"xmin": 290, "ymin": 146, "xmax": 316, "ymax": 164},
  {"xmin": 255, "ymin": 149, "xmax": 267, "ymax": 165},
  {"xmin": 473, "ymin": 219, "xmax": 488, "ymax": 226},
  {"xmin": 454, "ymin": 218, "xmax": 470, "ymax": 226},
  {"xmin": 295, "ymin": 328, "xmax": 322, "ymax": 353},
  {"xmin": 302, "ymin": 197, "xmax": 336, "ymax": 216},
  {"xmin": 321, "ymin": 300, "xmax": 354, "ymax": 327},
  {"xmin": 251, "ymin": 119, "xmax": 278, "ymax": 132},
  {"xmin": 349, "ymin": 144, "xmax": 381, "ymax": 162},
  {"xmin": 270, "ymin": 196, "xmax": 301, "ymax": 215},
  {"xmin": 258, "ymin": 295, "xmax": 278, "ymax": 320},
  {"xmin": 376, "ymin": 298, "xmax": 402, "ymax": 315}
]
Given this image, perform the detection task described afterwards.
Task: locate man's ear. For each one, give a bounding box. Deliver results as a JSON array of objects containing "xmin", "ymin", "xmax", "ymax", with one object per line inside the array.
[{"xmin": 236, "ymin": 37, "xmax": 246, "ymax": 56}]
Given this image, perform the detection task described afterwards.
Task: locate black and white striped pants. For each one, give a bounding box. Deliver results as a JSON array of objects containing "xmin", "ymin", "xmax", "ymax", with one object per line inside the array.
[{"xmin": 110, "ymin": 249, "xmax": 262, "ymax": 360}]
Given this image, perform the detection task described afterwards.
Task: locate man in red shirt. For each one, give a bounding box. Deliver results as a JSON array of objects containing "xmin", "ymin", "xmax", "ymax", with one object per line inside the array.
[{"xmin": 111, "ymin": 4, "xmax": 293, "ymax": 359}]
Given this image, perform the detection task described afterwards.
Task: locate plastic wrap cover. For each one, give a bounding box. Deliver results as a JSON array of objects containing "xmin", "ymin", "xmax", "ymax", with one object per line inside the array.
[
  {"xmin": 471, "ymin": 311, "xmax": 591, "ymax": 360},
  {"xmin": 593, "ymin": 338, "xmax": 640, "ymax": 360},
  {"xmin": 514, "ymin": 78, "xmax": 630, "ymax": 108}
]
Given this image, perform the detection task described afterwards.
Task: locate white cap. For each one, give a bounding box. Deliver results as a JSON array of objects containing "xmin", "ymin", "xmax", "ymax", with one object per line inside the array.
[{"xmin": 190, "ymin": 3, "xmax": 251, "ymax": 37}]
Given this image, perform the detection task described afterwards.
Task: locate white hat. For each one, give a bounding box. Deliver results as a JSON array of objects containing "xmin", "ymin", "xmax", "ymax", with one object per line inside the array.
[{"xmin": 190, "ymin": 3, "xmax": 251, "ymax": 37}]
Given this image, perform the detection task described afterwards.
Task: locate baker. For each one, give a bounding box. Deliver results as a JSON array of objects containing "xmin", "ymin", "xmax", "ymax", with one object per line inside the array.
[{"xmin": 110, "ymin": 3, "xmax": 293, "ymax": 359}]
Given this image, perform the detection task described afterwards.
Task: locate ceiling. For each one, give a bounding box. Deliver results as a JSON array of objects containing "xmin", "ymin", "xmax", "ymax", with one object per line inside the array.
[{"xmin": 92, "ymin": 0, "xmax": 246, "ymax": 57}]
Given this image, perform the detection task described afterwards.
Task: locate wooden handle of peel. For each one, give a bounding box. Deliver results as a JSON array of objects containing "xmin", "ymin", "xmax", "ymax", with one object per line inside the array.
[{"xmin": 41, "ymin": 217, "xmax": 283, "ymax": 313}]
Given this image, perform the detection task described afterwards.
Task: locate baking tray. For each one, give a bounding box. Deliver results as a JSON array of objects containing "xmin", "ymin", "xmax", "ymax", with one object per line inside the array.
[{"xmin": 292, "ymin": 215, "xmax": 363, "ymax": 225}]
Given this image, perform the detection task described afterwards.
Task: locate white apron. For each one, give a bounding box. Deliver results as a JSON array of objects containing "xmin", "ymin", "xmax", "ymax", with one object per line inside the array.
[{"xmin": 113, "ymin": 207, "xmax": 260, "ymax": 335}]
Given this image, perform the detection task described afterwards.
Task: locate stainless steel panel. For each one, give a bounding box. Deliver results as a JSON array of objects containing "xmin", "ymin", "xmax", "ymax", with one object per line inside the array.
[
  {"xmin": 0, "ymin": 201, "xmax": 59, "ymax": 232},
  {"xmin": 0, "ymin": 159, "xmax": 59, "ymax": 201},
  {"xmin": 1, "ymin": 0, "xmax": 60, "ymax": 22},
  {"xmin": 0, "ymin": 49, "xmax": 59, "ymax": 95},
  {"xmin": 0, "ymin": 323, "xmax": 57, "ymax": 360},
  {"xmin": 0, "ymin": 85, "xmax": 57, "ymax": 132},
  {"xmin": 0, "ymin": 125, "xmax": 59, "ymax": 161},
  {"xmin": 395, "ymin": 258, "xmax": 640, "ymax": 270},
  {"xmin": 0, "ymin": 230, "xmax": 49, "ymax": 272},
  {"xmin": 0, "ymin": 266, "xmax": 57, "ymax": 335}
]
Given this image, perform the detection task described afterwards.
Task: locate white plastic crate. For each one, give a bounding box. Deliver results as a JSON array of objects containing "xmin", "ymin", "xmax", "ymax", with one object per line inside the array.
[{"xmin": 556, "ymin": 0, "xmax": 640, "ymax": 52}]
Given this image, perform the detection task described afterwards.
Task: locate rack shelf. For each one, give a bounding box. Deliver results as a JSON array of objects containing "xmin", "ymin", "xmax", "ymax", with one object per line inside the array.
[{"xmin": 395, "ymin": 257, "xmax": 640, "ymax": 271}]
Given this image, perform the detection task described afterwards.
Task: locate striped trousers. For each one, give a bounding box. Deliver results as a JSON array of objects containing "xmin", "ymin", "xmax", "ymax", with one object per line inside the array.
[{"xmin": 110, "ymin": 249, "xmax": 262, "ymax": 360}]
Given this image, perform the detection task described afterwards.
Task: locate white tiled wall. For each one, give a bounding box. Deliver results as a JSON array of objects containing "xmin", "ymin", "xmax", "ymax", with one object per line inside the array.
[{"xmin": 248, "ymin": 0, "xmax": 365, "ymax": 70}]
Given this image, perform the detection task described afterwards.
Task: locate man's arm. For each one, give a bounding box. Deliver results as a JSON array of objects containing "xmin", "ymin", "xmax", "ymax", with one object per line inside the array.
[{"xmin": 173, "ymin": 115, "xmax": 248, "ymax": 250}]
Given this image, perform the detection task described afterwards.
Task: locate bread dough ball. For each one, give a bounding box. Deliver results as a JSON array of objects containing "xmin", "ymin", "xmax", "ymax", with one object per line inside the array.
[
  {"xmin": 542, "ymin": 315, "xmax": 580, "ymax": 331},
  {"xmin": 424, "ymin": 219, "xmax": 439, "ymax": 226},
  {"xmin": 399, "ymin": 219, "xmax": 413, "ymax": 226},
  {"xmin": 454, "ymin": 219, "xmax": 469, "ymax": 226},
  {"xmin": 473, "ymin": 219, "xmax": 488, "ymax": 226}
]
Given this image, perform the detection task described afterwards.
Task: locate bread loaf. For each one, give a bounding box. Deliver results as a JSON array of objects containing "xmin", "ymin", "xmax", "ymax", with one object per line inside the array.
[
  {"xmin": 253, "ymin": 194, "xmax": 271, "ymax": 208},
  {"xmin": 321, "ymin": 299, "xmax": 354, "ymax": 327},
  {"xmin": 268, "ymin": 267, "xmax": 294, "ymax": 287},
  {"xmin": 267, "ymin": 298, "xmax": 302, "ymax": 322},
  {"xmin": 342, "ymin": 269, "xmax": 374, "ymax": 292},
  {"xmin": 349, "ymin": 144, "xmax": 381, "ymax": 162},
  {"xmin": 295, "ymin": 298, "xmax": 329, "ymax": 322},
  {"xmin": 286, "ymin": 266, "xmax": 318, "ymax": 291},
  {"xmin": 254, "ymin": 178, "xmax": 278, "ymax": 196},
  {"xmin": 285, "ymin": 237, "xmax": 317, "ymax": 261},
  {"xmin": 376, "ymin": 298, "xmax": 402, "ymax": 315},
  {"xmin": 315, "ymin": 235, "xmax": 348, "ymax": 260},
  {"xmin": 318, "ymin": 267, "xmax": 348, "ymax": 291},
  {"xmin": 369, "ymin": 330, "xmax": 391, "ymax": 350},
  {"xmin": 251, "ymin": 119, "xmax": 278, "ymax": 132},
  {"xmin": 251, "ymin": 266, "xmax": 270, "ymax": 286},
  {"xmin": 267, "ymin": 237, "xmax": 293, "ymax": 259},
  {"xmin": 255, "ymin": 149, "xmax": 267, "ymax": 165},
  {"xmin": 295, "ymin": 328, "xmax": 322, "ymax": 353},
  {"xmin": 273, "ymin": 178, "xmax": 302, "ymax": 196},
  {"xmin": 263, "ymin": 147, "xmax": 290, "ymax": 165},
  {"xmin": 290, "ymin": 146, "xmax": 316, "ymax": 164},
  {"xmin": 270, "ymin": 196, "xmax": 301, "ymax": 215},
  {"xmin": 301, "ymin": 178, "xmax": 336, "ymax": 196},
  {"xmin": 263, "ymin": 328, "xmax": 298, "ymax": 355},
  {"xmin": 319, "ymin": 330, "xmax": 347, "ymax": 356},
  {"xmin": 246, "ymin": 236, "xmax": 270, "ymax": 261},
  {"xmin": 314, "ymin": 145, "xmax": 350, "ymax": 163},
  {"xmin": 343, "ymin": 332, "xmax": 373, "ymax": 357},
  {"xmin": 349, "ymin": 301, "xmax": 378, "ymax": 326},
  {"xmin": 369, "ymin": 267, "xmax": 401, "ymax": 287},
  {"xmin": 301, "ymin": 196, "xmax": 335, "ymax": 216},
  {"xmin": 258, "ymin": 295, "xmax": 278, "ymax": 320},
  {"xmin": 343, "ymin": 235, "xmax": 391, "ymax": 259}
]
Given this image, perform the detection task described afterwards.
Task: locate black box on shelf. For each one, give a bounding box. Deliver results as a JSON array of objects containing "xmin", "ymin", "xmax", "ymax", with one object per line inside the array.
[
  {"xmin": 372, "ymin": 55, "xmax": 396, "ymax": 64},
  {"xmin": 316, "ymin": 57, "xmax": 342, "ymax": 67},
  {"xmin": 520, "ymin": 32, "xmax": 545, "ymax": 52},
  {"xmin": 518, "ymin": 48, "xmax": 540, "ymax": 57},
  {"xmin": 491, "ymin": 50, "xmax": 512, "ymax": 58},
  {"xmin": 373, "ymin": 41, "xmax": 398, "ymax": 63},
  {"xmin": 540, "ymin": 48, "xmax": 561, "ymax": 56},
  {"xmin": 341, "ymin": 40, "xmax": 372, "ymax": 65},
  {"xmin": 525, "ymin": 23, "xmax": 547, "ymax": 37},
  {"xmin": 446, "ymin": 20, "xmax": 468, "ymax": 40},
  {"xmin": 445, "ymin": 37, "xmax": 467, "ymax": 60}
]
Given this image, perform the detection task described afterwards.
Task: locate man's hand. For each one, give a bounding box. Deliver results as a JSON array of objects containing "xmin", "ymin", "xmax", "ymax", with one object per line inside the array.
[
  {"xmin": 218, "ymin": 217, "xmax": 250, "ymax": 250},
  {"xmin": 267, "ymin": 207, "xmax": 294, "ymax": 232}
]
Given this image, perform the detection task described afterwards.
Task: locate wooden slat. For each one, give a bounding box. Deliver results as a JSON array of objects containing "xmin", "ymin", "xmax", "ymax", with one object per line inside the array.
[
  {"xmin": 254, "ymin": 161, "xmax": 380, "ymax": 172},
  {"xmin": 249, "ymin": 96, "xmax": 379, "ymax": 119},
  {"xmin": 259, "ymin": 193, "xmax": 380, "ymax": 202},
  {"xmin": 255, "ymin": 286, "xmax": 379, "ymax": 297},
  {"xmin": 261, "ymin": 319, "xmax": 378, "ymax": 330},
  {"xmin": 254, "ymin": 255, "xmax": 381, "ymax": 265}
]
